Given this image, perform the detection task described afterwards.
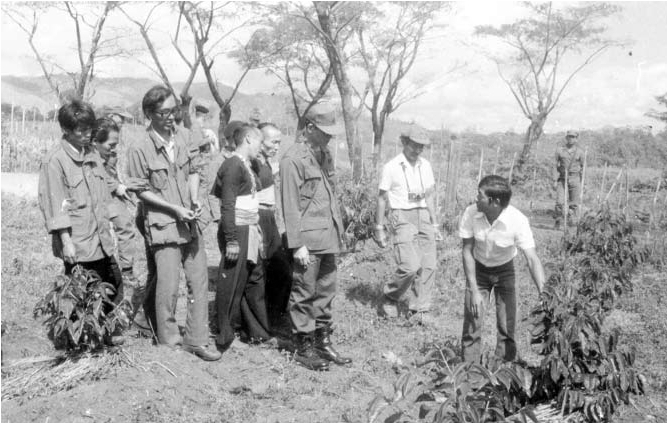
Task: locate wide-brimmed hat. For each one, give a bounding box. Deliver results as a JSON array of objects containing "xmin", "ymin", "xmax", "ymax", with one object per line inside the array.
[
  {"xmin": 401, "ymin": 124, "xmax": 431, "ymax": 145},
  {"xmin": 305, "ymin": 102, "xmax": 345, "ymax": 136}
]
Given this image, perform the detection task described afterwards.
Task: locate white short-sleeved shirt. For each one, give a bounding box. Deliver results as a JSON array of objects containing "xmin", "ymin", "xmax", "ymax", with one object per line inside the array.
[
  {"xmin": 379, "ymin": 153, "xmax": 435, "ymax": 210},
  {"xmin": 458, "ymin": 204, "xmax": 536, "ymax": 267}
]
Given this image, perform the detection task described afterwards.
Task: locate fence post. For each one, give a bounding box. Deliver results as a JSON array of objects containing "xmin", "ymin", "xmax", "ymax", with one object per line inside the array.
[
  {"xmin": 624, "ymin": 167, "xmax": 630, "ymax": 220},
  {"xmin": 22, "ymin": 108, "xmax": 26, "ymax": 134},
  {"xmin": 598, "ymin": 162, "xmax": 608, "ymax": 204},
  {"xmin": 604, "ymin": 167, "xmax": 624, "ymax": 203},
  {"xmin": 579, "ymin": 147, "xmax": 588, "ymax": 219},
  {"xmin": 477, "ymin": 147, "xmax": 484, "ymax": 183},
  {"xmin": 529, "ymin": 166, "xmax": 537, "ymax": 213},
  {"xmin": 563, "ymin": 168, "xmax": 569, "ymax": 230},
  {"xmin": 10, "ymin": 102, "xmax": 15, "ymax": 134},
  {"xmin": 508, "ymin": 152, "xmax": 517, "ymax": 184}
]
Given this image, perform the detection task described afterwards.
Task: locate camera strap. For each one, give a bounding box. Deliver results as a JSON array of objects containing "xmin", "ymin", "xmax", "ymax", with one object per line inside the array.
[{"xmin": 400, "ymin": 161, "xmax": 425, "ymax": 195}]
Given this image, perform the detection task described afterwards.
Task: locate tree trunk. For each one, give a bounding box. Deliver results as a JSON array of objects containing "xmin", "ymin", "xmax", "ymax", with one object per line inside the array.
[
  {"xmin": 517, "ymin": 116, "xmax": 546, "ymax": 172},
  {"xmin": 180, "ymin": 94, "xmax": 192, "ymax": 129},
  {"xmin": 314, "ymin": 2, "xmax": 362, "ymax": 181}
]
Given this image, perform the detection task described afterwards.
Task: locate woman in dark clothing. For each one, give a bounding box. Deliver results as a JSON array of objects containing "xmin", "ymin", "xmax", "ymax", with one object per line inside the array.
[{"xmin": 211, "ymin": 125, "xmax": 271, "ymax": 348}]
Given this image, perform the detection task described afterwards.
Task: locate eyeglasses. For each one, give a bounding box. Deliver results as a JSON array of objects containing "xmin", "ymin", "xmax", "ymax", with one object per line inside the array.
[{"xmin": 153, "ymin": 107, "xmax": 180, "ymax": 119}]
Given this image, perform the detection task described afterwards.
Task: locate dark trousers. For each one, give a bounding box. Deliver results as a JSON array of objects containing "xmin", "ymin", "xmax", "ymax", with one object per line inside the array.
[
  {"xmin": 555, "ymin": 175, "xmax": 581, "ymax": 222},
  {"xmin": 64, "ymin": 255, "xmax": 124, "ymax": 304},
  {"xmin": 461, "ymin": 259, "xmax": 516, "ymax": 363},
  {"xmin": 289, "ymin": 253, "xmax": 337, "ymax": 334},
  {"xmin": 258, "ymin": 208, "xmax": 292, "ymax": 324},
  {"xmin": 216, "ymin": 224, "xmax": 271, "ymax": 347}
]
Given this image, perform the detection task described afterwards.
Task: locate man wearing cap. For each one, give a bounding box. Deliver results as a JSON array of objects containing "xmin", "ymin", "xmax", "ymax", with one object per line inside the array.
[
  {"xmin": 279, "ymin": 102, "xmax": 351, "ymax": 371},
  {"xmin": 553, "ymin": 130, "xmax": 585, "ymax": 228},
  {"xmin": 374, "ymin": 125, "xmax": 439, "ymax": 325}
]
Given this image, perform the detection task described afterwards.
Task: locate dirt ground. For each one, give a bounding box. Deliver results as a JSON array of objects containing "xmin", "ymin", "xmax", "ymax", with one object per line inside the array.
[{"xmin": 2, "ymin": 191, "xmax": 666, "ymax": 423}]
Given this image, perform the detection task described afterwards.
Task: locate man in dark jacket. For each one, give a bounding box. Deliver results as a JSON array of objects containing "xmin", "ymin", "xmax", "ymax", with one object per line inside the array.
[{"xmin": 279, "ymin": 102, "xmax": 351, "ymax": 371}]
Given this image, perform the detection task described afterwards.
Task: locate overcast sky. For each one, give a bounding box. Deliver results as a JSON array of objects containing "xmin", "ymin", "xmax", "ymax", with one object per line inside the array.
[{"xmin": 2, "ymin": 1, "xmax": 666, "ymax": 133}]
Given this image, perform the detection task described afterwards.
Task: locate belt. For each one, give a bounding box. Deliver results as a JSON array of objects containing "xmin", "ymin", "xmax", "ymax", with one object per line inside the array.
[{"xmin": 259, "ymin": 204, "xmax": 275, "ymax": 210}]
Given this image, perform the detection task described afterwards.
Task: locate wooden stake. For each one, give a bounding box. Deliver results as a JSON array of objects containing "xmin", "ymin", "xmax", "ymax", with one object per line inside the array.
[
  {"xmin": 604, "ymin": 167, "xmax": 624, "ymax": 203},
  {"xmin": 529, "ymin": 166, "xmax": 537, "ymax": 212},
  {"xmin": 624, "ymin": 167, "xmax": 629, "ymax": 220},
  {"xmin": 579, "ymin": 147, "xmax": 588, "ymax": 219},
  {"xmin": 508, "ymin": 152, "xmax": 517, "ymax": 184},
  {"xmin": 598, "ymin": 162, "xmax": 608, "ymax": 204},
  {"xmin": 563, "ymin": 168, "xmax": 569, "ymax": 230},
  {"xmin": 21, "ymin": 108, "xmax": 26, "ymax": 134},
  {"xmin": 10, "ymin": 102, "xmax": 15, "ymax": 134},
  {"xmin": 493, "ymin": 146, "xmax": 500, "ymax": 174},
  {"xmin": 477, "ymin": 147, "xmax": 484, "ymax": 183}
]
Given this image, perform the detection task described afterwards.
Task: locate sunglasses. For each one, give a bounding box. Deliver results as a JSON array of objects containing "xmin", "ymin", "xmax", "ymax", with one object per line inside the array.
[{"xmin": 153, "ymin": 107, "xmax": 180, "ymax": 119}]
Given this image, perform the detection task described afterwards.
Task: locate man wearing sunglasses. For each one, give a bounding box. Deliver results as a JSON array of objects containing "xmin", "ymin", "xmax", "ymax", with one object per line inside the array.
[
  {"xmin": 374, "ymin": 125, "xmax": 440, "ymax": 325},
  {"xmin": 126, "ymin": 85, "xmax": 221, "ymax": 361}
]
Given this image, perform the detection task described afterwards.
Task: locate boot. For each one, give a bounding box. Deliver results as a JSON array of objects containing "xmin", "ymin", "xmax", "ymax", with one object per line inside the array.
[
  {"xmin": 293, "ymin": 333, "xmax": 329, "ymax": 371},
  {"xmin": 314, "ymin": 324, "xmax": 352, "ymax": 365}
]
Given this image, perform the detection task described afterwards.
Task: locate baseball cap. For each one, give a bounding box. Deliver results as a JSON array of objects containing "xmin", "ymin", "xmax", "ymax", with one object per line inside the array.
[
  {"xmin": 193, "ymin": 98, "xmax": 210, "ymax": 114},
  {"xmin": 304, "ymin": 102, "xmax": 345, "ymax": 136},
  {"xmin": 401, "ymin": 125, "xmax": 431, "ymax": 145},
  {"xmin": 566, "ymin": 130, "xmax": 579, "ymax": 138}
]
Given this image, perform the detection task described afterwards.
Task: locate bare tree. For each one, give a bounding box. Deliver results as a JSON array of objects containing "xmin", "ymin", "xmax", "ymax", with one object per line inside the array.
[
  {"xmin": 476, "ymin": 2, "xmax": 621, "ymax": 172},
  {"xmin": 3, "ymin": 2, "xmax": 118, "ymax": 104},
  {"xmin": 180, "ymin": 1, "xmax": 261, "ymax": 140},
  {"xmin": 238, "ymin": 7, "xmax": 336, "ymax": 136},
  {"xmin": 646, "ymin": 92, "xmax": 667, "ymax": 124},
  {"xmin": 119, "ymin": 2, "xmax": 203, "ymax": 126},
  {"xmin": 355, "ymin": 2, "xmax": 447, "ymax": 166}
]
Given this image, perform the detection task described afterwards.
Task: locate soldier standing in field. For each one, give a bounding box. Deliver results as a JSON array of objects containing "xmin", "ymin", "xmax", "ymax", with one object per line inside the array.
[
  {"xmin": 38, "ymin": 100, "xmax": 125, "ymax": 346},
  {"xmin": 553, "ymin": 130, "xmax": 585, "ymax": 228},
  {"xmin": 279, "ymin": 102, "xmax": 351, "ymax": 371},
  {"xmin": 373, "ymin": 125, "xmax": 441, "ymax": 325}
]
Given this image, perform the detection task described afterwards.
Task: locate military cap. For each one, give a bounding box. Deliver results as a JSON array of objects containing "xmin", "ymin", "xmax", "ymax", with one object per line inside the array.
[
  {"xmin": 566, "ymin": 130, "xmax": 579, "ymax": 138},
  {"xmin": 304, "ymin": 102, "xmax": 345, "ymax": 136}
]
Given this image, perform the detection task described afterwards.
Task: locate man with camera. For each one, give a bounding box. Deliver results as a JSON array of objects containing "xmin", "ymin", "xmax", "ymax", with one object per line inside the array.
[{"xmin": 374, "ymin": 125, "xmax": 440, "ymax": 325}]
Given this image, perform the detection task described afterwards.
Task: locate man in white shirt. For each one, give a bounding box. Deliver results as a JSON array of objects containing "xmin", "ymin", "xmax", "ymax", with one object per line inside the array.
[
  {"xmin": 458, "ymin": 175, "xmax": 545, "ymax": 363},
  {"xmin": 374, "ymin": 125, "xmax": 440, "ymax": 323}
]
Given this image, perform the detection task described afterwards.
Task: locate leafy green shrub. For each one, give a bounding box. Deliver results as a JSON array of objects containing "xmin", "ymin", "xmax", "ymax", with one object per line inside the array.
[
  {"xmin": 374, "ymin": 206, "xmax": 648, "ymax": 422},
  {"xmin": 33, "ymin": 266, "xmax": 131, "ymax": 353},
  {"xmin": 337, "ymin": 171, "xmax": 377, "ymax": 251}
]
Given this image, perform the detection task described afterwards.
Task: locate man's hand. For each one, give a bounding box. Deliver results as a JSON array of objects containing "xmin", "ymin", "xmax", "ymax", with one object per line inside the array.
[
  {"xmin": 469, "ymin": 289, "xmax": 483, "ymax": 318},
  {"xmin": 225, "ymin": 240, "xmax": 239, "ymax": 262},
  {"xmin": 373, "ymin": 226, "xmax": 388, "ymax": 248},
  {"xmin": 191, "ymin": 199, "xmax": 203, "ymax": 219},
  {"xmin": 293, "ymin": 245, "xmax": 310, "ymax": 267},
  {"xmin": 174, "ymin": 206, "xmax": 196, "ymax": 221},
  {"xmin": 62, "ymin": 240, "xmax": 76, "ymax": 265},
  {"xmin": 115, "ymin": 184, "xmax": 132, "ymax": 201}
]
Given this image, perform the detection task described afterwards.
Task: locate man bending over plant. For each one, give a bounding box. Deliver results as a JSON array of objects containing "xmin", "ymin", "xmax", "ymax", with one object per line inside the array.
[
  {"xmin": 459, "ymin": 175, "xmax": 545, "ymax": 363},
  {"xmin": 38, "ymin": 100, "xmax": 125, "ymax": 346}
]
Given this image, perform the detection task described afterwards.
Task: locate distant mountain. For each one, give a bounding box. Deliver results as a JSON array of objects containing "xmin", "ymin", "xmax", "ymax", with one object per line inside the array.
[{"xmin": 1, "ymin": 74, "xmax": 293, "ymax": 125}]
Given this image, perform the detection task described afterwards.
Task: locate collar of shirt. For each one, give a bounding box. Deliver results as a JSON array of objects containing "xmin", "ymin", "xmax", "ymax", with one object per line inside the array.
[
  {"xmin": 397, "ymin": 153, "xmax": 422, "ymax": 169},
  {"xmin": 473, "ymin": 206, "xmax": 512, "ymax": 230},
  {"xmin": 61, "ymin": 139, "xmax": 98, "ymax": 163}
]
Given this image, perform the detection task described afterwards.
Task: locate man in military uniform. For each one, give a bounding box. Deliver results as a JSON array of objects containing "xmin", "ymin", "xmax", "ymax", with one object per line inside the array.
[
  {"xmin": 553, "ymin": 130, "xmax": 585, "ymax": 228},
  {"xmin": 279, "ymin": 102, "xmax": 351, "ymax": 371},
  {"xmin": 373, "ymin": 125, "xmax": 440, "ymax": 325}
]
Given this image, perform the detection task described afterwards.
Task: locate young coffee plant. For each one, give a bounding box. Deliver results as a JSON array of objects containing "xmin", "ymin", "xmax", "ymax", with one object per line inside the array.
[
  {"xmin": 373, "ymin": 207, "xmax": 648, "ymax": 422},
  {"xmin": 337, "ymin": 172, "xmax": 377, "ymax": 251},
  {"xmin": 33, "ymin": 265, "xmax": 132, "ymax": 353}
]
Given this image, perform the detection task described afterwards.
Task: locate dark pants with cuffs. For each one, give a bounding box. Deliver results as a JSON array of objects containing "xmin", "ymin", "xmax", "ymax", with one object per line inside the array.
[
  {"xmin": 258, "ymin": 208, "xmax": 292, "ymax": 325},
  {"xmin": 216, "ymin": 224, "xmax": 271, "ymax": 347},
  {"xmin": 461, "ymin": 259, "xmax": 516, "ymax": 363}
]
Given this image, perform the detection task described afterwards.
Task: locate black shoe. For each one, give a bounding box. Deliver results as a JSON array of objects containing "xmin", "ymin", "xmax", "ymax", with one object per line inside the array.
[
  {"xmin": 181, "ymin": 344, "xmax": 223, "ymax": 361},
  {"xmin": 293, "ymin": 333, "xmax": 329, "ymax": 371},
  {"xmin": 314, "ymin": 324, "xmax": 352, "ymax": 365}
]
